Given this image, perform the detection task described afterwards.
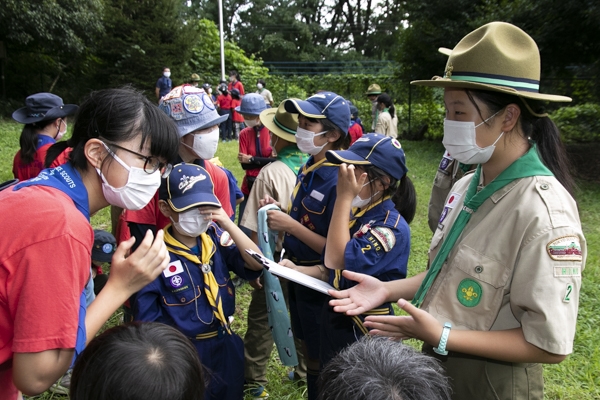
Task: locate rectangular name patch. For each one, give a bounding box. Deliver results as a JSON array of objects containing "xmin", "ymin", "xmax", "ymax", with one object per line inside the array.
[
  {"xmin": 310, "ymin": 190, "xmax": 324, "ymax": 201},
  {"xmin": 553, "ymin": 266, "xmax": 581, "ymax": 278}
]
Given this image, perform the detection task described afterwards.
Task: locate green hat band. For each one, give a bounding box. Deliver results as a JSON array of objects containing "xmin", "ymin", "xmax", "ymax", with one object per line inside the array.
[
  {"xmin": 273, "ymin": 115, "xmax": 296, "ymax": 135},
  {"xmin": 450, "ymin": 71, "xmax": 539, "ymax": 92}
]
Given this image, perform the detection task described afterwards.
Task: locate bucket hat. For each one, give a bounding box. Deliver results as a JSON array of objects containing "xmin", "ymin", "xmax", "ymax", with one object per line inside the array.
[
  {"xmin": 12, "ymin": 93, "xmax": 78, "ymax": 124},
  {"xmin": 159, "ymin": 85, "xmax": 228, "ymax": 137},
  {"xmin": 365, "ymin": 84, "xmax": 382, "ymax": 95},
  {"xmin": 326, "ymin": 133, "xmax": 407, "ymax": 180},
  {"xmin": 236, "ymin": 93, "xmax": 268, "ymax": 116},
  {"xmin": 260, "ymin": 101, "xmax": 299, "ymax": 143},
  {"xmin": 160, "ymin": 162, "xmax": 221, "ymax": 212},
  {"xmin": 411, "ymin": 22, "xmax": 571, "ymax": 102},
  {"xmin": 284, "ymin": 91, "xmax": 351, "ymax": 134},
  {"xmin": 190, "ymin": 73, "xmax": 200, "ymax": 82}
]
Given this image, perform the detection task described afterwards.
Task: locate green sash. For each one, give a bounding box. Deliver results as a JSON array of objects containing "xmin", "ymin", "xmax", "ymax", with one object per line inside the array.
[{"xmin": 412, "ymin": 145, "xmax": 553, "ymax": 307}]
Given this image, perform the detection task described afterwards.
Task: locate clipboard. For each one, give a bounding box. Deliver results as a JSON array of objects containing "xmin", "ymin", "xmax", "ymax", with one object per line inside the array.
[{"xmin": 246, "ymin": 249, "xmax": 336, "ymax": 295}]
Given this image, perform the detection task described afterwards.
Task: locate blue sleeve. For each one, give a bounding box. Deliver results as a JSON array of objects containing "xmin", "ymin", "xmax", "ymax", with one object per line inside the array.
[
  {"xmin": 210, "ymin": 225, "xmax": 262, "ymax": 281},
  {"xmin": 131, "ymin": 280, "xmax": 170, "ymax": 324}
]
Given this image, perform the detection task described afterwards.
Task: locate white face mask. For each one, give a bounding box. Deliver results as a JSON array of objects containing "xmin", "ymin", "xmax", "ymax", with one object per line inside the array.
[
  {"xmin": 182, "ymin": 127, "xmax": 220, "ymax": 160},
  {"xmin": 351, "ymin": 180, "xmax": 379, "ymax": 208},
  {"xmin": 257, "ymin": 83, "xmax": 263, "ymax": 90},
  {"xmin": 296, "ymin": 127, "xmax": 327, "ymax": 155},
  {"xmin": 164, "ymin": 72, "xmax": 171, "ymax": 78},
  {"xmin": 244, "ymin": 118, "xmax": 260, "ymax": 128},
  {"xmin": 96, "ymin": 143, "xmax": 161, "ymax": 210},
  {"xmin": 208, "ymin": 88, "xmax": 212, "ymax": 94},
  {"xmin": 442, "ymin": 112, "xmax": 504, "ymax": 165},
  {"xmin": 55, "ymin": 119, "xmax": 67, "ymax": 140},
  {"xmin": 171, "ymin": 208, "xmax": 211, "ymax": 237}
]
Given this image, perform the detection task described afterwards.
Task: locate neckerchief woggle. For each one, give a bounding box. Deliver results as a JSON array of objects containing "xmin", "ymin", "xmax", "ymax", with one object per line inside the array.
[
  {"xmin": 258, "ymin": 204, "xmax": 298, "ymax": 366},
  {"xmin": 14, "ymin": 162, "xmax": 90, "ymax": 364},
  {"xmin": 333, "ymin": 195, "xmax": 391, "ymax": 290},
  {"xmin": 412, "ymin": 145, "xmax": 553, "ymax": 307},
  {"xmin": 163, "ymin": 226, "xmax": 232, "ymax": 334}
]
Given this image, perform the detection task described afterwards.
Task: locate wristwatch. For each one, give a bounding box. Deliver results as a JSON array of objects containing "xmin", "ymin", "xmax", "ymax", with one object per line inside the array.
[{"xmin": 433, "ymin": 322, "xmax": 452, "ymax": 356}]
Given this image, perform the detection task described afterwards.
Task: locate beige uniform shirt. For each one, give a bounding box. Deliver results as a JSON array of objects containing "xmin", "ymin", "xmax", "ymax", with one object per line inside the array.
[
  {"xmin": 240, "ymin": 160, "xmax": 297, "ymax": 251},
  {"xmin": 374, "ymin": 111, "xmax": 398, "ymax": 138},
  {"xmin": 423, "ymin": 174, "xmax": 586, "ymax": 355},
  {"xmin": 428, "ymin": 151, "xmax": 467, "ymax": 232}
]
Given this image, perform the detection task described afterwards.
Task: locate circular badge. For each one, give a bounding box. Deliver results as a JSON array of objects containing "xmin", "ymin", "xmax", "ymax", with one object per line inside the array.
[
  {"xmin": 170, "ymin": 275, "xmax": 183, "ymax": 288},
  {"xmin": 102, "ymin": 243, "xmax": 113, "ymax": 254},
  {"xmin": 391, "ymin": 138, "xmax": 402, "ymax": 149},
  {"xmin": 201, "ymin": 264, "xmax": 211, "ymax": 273},
  {"xmin": 202, "ymin": 93, "xmax": 216, "ymax": 110},
  {"xmin": 183, "ymin": 94, "xmax": 204, "ymax": 113},
  {"xmin": 456, "ymin": 278, "xmax": 482, "ymax": 307}
]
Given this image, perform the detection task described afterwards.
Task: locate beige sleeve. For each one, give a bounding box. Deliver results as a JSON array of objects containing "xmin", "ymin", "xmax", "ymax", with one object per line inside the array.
[
  {"xmin": 510, "ymin": 226, "xmax": 585, "ymax": 355},
  {"xmin": 240, "ymin": 175, "xmax": 273, "ymax": 233}
]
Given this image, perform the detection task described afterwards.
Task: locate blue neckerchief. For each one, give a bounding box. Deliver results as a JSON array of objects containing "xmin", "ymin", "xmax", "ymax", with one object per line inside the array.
[
  {"xmin": 36, "ymin": 134, "xmax": 56, "ymax": 150},
  {"xmin": 14, "ymin": 161, "xmax": 90, "ymax": 364},
  {"xmin": 14, "ymin": 162, "xmax": 90, "ymax": 220}
]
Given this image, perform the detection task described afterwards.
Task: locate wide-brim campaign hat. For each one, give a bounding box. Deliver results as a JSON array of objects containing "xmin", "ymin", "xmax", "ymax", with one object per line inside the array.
[
  {"xmin": 284, "ymin": 91, "xmax": 351, "ymax": 134},
  {"xmin": 326, "ymin": 133, "xmax": 407, "ymax": 180},
  {"xmin": 411, "ymin": 22, "xmax": 571, "ymax": 103},
  {"xmin": 260, "ymin": 101, "xmax": 299, "ymax": 143},
  {"xmin": 159, "ymin": 85, "xmax": 228, "ymax": 137},
  {"xmin": 235, "ymin": 93, "xmax": 267, "ymax": 116},
  {"xmin": 92, "ymin": 230, "xmax": 117, "ymax": 263},
  {"xmin": 161, "ymin": 163, "xmax": 221, "ymax": 212},
  {"xmin": 365, "ymin": 84, "xmax": 382, "ymax": 95},
  {"xmin": 13, "ymin": 92, "xmax": 78, "ymax": 124}
]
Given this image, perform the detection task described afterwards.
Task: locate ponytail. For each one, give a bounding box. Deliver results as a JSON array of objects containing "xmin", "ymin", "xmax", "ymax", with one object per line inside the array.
[
  {"xmin": 376, "ymin": 94, "xmax": 395, "ymax": 119},
  {"xmin": 45, "ymin": 140, "xmax": 71, "ymax": 168},
  {"xmin": 19, "ymin": 120, "xmax": 54, "ymax": 164},
  {"xmin": 392, "ymin": 175, "xmax": 416, "ymax": 224}
]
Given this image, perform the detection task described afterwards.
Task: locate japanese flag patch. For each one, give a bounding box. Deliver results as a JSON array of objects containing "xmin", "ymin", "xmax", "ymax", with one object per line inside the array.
[
  {"xmin": 164, "ymin": 260, "xmax": 184, "ymax": 278},
  {"xmin": 547, "ymin": 235, "xmax": 583, "ymax": 262}
]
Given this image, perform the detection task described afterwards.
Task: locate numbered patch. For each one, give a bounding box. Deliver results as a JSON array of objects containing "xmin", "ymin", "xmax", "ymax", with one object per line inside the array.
[
  {"xmin": 547, "ymin": 235, "xmax": 582, "ymax": 261},
  {"xmin": 563, "ymin": 283, "xmax": 573, "ymax": 303}
]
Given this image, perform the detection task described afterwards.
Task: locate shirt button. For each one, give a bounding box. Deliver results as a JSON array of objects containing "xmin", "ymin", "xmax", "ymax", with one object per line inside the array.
[
  {"xmin": 540, "ymin": 184, "xmax": 549, "ymax": 190},
  {"xmin": 293, "ymin": 207, "xmax": 298, "ymax": 211},
  {"xmin": 180, "ymin": 297, "xmax": 186, "ymax": 303},
  {"xmin": 475, "ymin": 265, "xmax": 483, "ymax": 273}
]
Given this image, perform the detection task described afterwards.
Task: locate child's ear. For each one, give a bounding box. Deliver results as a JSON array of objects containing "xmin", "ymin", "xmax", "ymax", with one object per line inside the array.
[{"xmin": 158, "ymin": 200, "xmax": 174, "ymax": 219}]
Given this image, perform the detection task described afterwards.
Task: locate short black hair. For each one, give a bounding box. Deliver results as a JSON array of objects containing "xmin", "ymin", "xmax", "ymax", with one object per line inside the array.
[{"xmin": 71, "ymin": 322, "xmax": 205, "ymax": 400}]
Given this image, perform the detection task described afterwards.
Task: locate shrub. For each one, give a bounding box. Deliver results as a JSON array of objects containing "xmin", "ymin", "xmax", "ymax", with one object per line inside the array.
[{"xmin": 550, "ymin": 103, "xmax": 600, "ymax": 143}]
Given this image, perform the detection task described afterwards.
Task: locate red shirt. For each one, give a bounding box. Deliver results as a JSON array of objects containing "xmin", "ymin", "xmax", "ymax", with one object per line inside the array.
[
  {"xmin": 49, "ymin": 148, "xmax": 71, "ymax": 168},
  {"xmin": 217, "ymin": 94, "xmax": 232, "ymax": 110},
  {"xmin": 0, "ymin": 186, "xmax": 92, "ymax": 399},
  {"xmin": 348, "ymin": 121, "xmax": 364, "ymax": 146},
  {"xmin": 239, "ymin": 126, "xmax": 273, "ymax": 195},
  {"xmin": 231, "ymin": 99, "xmax": 244, "ymax": 122},
  {"xmin": 121, "ymin": 160, "xmax": 234, "ymax": 235},
  {"xmin": 228, "ymin": 80, "xmax": 245, "ymax": 95},
  {"xmin": 12, "ymin": 143, "xmax": 52, "ymax": 181}
]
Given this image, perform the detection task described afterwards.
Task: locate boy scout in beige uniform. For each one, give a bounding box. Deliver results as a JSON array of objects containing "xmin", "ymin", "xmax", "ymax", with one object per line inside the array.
[{"xmin": 423, "ymin": 171, "xmax": 585, "ymax": 398}]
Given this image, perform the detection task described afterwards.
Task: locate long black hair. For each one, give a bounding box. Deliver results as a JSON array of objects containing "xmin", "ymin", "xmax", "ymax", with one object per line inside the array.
[
  {"xmin": 46, "ymin": 87, "xmax": 179, "ymax": 169},
  {"xmin": 376, "ymin": 93, "xmax": 396, "ymax": 120},
  {"xmin": 19, "ymin": 120, "xmax": 55, "ymax": 164},
  {"xmin": 364, "ymin": 165, "xmax": 417, "ymax": 224},
  {"xmin": 465, "ymin": 89, "xmax": 575, "ymax": 197},
  {"xmin": 71, "ymin": 322, "xmax": 205, "ymax": 400}
]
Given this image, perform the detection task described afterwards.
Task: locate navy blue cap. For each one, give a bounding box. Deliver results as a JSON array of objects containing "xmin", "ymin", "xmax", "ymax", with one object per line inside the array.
[
  {"xmin": 284, "ymin": 91, "xmax": 351, "ymax": 134},
  {"xmin": 235, "ymin": 93, "xmax": 267, "ymax": 116},
  {"xmin": 92, "ymin": 230, "xmax": 117, "ymax": 263},
  {"xmin": 161, "ymin": 162, "xmax": 221, "ymax": 212},
  {"xmin": 326, "ymin": 133, "xmax": 407, "ymax": 180},
  {"xmin": 159, "ymin": 85, "xmax": 228, "ymax": 137},
  {"xmin": 12, "ymin": 93, "xmax": 78, "ymax": 124}
]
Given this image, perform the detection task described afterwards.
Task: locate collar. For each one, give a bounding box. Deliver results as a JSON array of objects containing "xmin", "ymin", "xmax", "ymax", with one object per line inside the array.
[{"xmin": 36, "ymin": 134, "xmax": 56, "ymax": 149}]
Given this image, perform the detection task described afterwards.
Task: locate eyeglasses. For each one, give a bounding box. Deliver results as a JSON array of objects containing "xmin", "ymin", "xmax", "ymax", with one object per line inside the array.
[{"xmin": 102, "ymin": 140, "xmax": 172, "ymax": 178}]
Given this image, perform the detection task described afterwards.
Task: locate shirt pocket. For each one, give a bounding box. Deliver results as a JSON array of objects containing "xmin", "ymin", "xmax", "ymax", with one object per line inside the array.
[
  {"xmin": 161, "ymin": 275, "xmax": 201, "ymax": 306},
  {"xmin": 434, "ymin": 244, "xmax": 510, "ymax": 331},
  {"xmin": 301, "ymin": 195, "xmax": 326, "ymax": 215}
]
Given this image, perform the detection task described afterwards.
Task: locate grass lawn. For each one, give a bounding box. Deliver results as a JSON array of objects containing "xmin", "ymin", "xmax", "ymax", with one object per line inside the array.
[{"xmin": 0, "ymin": 120, "xmax": 598, "ymax": 399}]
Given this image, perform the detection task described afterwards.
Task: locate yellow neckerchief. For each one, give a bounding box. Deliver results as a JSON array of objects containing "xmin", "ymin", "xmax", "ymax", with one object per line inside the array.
[
  {"xmin": 163, "ymin": 226, "xmax": 231, "ymax": 334},
  {"xmin": 334, "ymin": 195, "xmax": 391, "ymax": 289},
  {"xmin": 288, "ymin": 157, "xmax": 336, "ymax": 213}
]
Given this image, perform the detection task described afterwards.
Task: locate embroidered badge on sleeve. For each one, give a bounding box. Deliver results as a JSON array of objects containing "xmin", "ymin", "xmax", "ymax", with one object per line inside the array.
[
  {"xmin": 547, "ymin": 235, "xmax": 583, "ymax": 262},
  {"xmin": 219, "ymin": 230, "xmax": 235, "ymax": 247},
  {"xmin": 369, "ymin": 227, "xmax": 396, "ymax": 252}
]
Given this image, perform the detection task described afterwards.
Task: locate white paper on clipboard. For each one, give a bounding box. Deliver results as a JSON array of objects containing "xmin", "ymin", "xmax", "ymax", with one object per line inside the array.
[{"xmin": 245, "ymin": 249, "xmax": 336, "ymax": 295}]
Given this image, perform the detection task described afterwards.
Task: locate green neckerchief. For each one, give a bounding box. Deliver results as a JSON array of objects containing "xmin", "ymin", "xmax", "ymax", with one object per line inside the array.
[
  {"xmin": 277, "ymin": 145, "xmax": 305, "ymax": 174},
  {"xmin": 412, "ymin": 145, "xmax": 553, "ymax": 308}
]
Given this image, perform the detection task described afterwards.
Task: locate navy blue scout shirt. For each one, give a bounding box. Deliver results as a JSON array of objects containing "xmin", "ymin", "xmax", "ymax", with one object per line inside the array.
[
  {"xmin": 330, "ymin": 198, "xmax": 410, "ymax": 290},
  {"xmin": 132, "ymin": 223, "xmax": 261, "ymax": 337},
  {"xmin": 156, "ymin": 76, "xmax": 172, "ymax": 98},
  {"xmin": 284, "ymin": 158, "xmax": 338, "ymax": 265}
]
